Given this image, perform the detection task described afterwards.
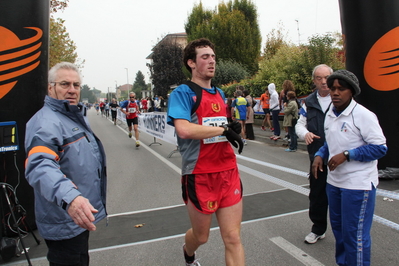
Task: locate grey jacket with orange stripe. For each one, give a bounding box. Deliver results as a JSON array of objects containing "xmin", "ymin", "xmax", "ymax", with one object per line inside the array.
[{"xmin": 25, "ymin": 95, "xmax": 107, "ymax": 240}]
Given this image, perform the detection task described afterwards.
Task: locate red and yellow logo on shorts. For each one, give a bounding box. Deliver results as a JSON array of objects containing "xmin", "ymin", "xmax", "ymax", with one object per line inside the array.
[
  {"xmin": 207, "ymin": 201, "xmax": 218, "ymax": 211},
  {"xmin": 211, "ymin": 103, "xmax": 221, "ymax": 112}
]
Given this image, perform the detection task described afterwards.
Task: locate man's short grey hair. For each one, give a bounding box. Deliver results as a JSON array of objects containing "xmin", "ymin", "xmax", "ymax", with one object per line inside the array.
[
  {"xmin": 48, "ymin": 62, "xmax": 82, "ymax": 83},
  {"xmin": 312, "ymin": 64, "xmax": 333, "ymax": 79}
]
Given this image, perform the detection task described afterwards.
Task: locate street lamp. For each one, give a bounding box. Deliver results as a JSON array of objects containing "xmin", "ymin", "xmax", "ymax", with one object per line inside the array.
[
  {"xmin": 115, "ymin": 80, "xmax": 118, "ymax": 101},
  {"xmin": 125, "ymin": 68, "xmax": 129, "ymax": 95}
]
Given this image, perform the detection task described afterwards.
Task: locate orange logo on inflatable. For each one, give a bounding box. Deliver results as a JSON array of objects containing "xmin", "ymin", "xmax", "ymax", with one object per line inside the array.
[
  {"xmin": 0, "ymin": 26, "xmax": 42, "ymax": 99},
  {"xmin": 364, "ymin": 27, "xmax": 399, "ymax": 92}
]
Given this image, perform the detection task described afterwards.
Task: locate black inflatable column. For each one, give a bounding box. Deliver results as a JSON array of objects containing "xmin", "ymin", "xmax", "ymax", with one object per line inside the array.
[
  {"xmin": 0, "ymin": 0, "xmax": 49, "ymax": 228},
  {"xmin": 339, "ymin": 0, "xmax": 399, "ymax": 169}
]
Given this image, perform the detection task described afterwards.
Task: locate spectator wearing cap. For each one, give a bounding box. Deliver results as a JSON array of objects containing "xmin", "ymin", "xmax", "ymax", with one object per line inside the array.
[{"xmin": 312, "ymin": 69, "xmax": 387, "ymax": 266}]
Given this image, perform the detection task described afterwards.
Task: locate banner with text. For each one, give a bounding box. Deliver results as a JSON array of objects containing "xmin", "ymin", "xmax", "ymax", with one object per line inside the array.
[{"xmin": 118, "ymin": 110, "xmax": 177, "ymax": 145}]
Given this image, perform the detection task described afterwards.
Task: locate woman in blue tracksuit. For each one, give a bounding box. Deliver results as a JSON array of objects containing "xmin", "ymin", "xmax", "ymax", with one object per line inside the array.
[{"xmin": 312, "ymin": 70, "xmax": 387, "ymax": 266}]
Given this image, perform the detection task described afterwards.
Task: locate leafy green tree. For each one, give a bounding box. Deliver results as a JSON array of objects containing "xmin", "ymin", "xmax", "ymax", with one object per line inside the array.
[
  {"xmin": 213, "ymin": 59, "xmax": 249, "ymax": 87},
  {"xmin": 80, "ymin": 85, "xmax": 97, "ymax": 103},
  {"xmin": 301, "ymin": 33, "xmax": 345, "ymax": 75},
  {"xmin": 133, "ymin": 71, "xmax": 146, "ymax": 98},
  {"xmin": 49, "ymin": 1, "xmax": 84, "ymax": 69},
  {"xmin": 184, "ymin": 2, "xmax": 214, "ymax": 37},
  {"xmin": 147, "ymin": 40, "xmax": 186, "ymax": 97},
  {"xmin": 262, "ymin": 24, "xmax": 288, "ymax": 60},
  {"xmin": 258, "ymin": 44, "xmax": 310, "ymax": 94},
  {"xmin": 185, "ymin": 0, "xmax": 261, "ymax": 75},
  {"xmin": 91, "ymin": 88, "xmax": 102, "ymax": 100},
  {"xmin": 49, "ymin": 17, "xmax": 79, "ymax": 67},
  {"xmin": 252, "ymin": 32, "xmax": 345, "ymax": 96}
]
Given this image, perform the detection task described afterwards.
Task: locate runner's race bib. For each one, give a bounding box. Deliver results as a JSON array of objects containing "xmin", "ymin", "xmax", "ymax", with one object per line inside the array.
[{"xmin": 202, "ymin": 116, "xmax": 228, "ymax": 144}]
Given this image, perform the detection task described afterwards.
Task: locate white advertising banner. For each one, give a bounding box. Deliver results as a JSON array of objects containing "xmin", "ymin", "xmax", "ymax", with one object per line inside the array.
[{"xmin": 117, "ymin": 110, "xmax": 177, "ymax": 145}]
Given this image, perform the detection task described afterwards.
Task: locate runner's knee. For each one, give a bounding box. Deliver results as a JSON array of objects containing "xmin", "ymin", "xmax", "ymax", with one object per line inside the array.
[{"xmin": 221, "ymin": 229, "xmax": 242, "ymax": 247}]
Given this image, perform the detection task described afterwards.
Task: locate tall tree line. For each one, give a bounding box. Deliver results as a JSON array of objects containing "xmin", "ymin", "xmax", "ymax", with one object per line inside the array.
[{"xmin": 185, "ymin": 0, "xmax": 261, "ymax": 75}]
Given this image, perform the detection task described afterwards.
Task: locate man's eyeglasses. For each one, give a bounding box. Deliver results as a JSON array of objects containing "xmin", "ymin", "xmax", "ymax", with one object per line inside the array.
[
  {"xmin": 130, "ymin": 96, "xmax": 135, "ymax": 98},
  {"xmin": 51, "ymin": 82, "xmax": 81, "ymax": 90}
]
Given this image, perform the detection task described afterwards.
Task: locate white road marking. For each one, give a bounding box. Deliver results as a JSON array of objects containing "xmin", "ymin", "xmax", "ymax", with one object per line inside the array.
[{"xmin": 270, "ymin": 236, "xmax": 325, "ymax": 266}]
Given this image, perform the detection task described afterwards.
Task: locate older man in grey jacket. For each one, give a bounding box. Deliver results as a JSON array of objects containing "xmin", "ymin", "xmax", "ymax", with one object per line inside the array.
[{"xmin": 25, "ymin": 62, "xmax": 107, "ymax": 266}]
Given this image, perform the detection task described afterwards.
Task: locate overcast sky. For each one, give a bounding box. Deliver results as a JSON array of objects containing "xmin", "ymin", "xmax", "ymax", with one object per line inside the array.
[{"xmin": 55, "ymin": 0, "xmax": 342, "ymax": 93}]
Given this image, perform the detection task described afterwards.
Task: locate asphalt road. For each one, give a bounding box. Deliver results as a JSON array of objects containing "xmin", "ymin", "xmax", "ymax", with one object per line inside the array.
[{"xmin": 4, "ymin": 109, "xmax": 399, "ymax": 266}]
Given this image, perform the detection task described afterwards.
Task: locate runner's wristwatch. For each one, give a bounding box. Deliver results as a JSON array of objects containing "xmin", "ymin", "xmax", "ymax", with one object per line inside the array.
[
  {"xmin": 343, "ymin": 150, "xmax": 350, "ymax": 162},
  {"xmin": 221, "ymin": 124, "xmax": 229, "ymax": 136}
]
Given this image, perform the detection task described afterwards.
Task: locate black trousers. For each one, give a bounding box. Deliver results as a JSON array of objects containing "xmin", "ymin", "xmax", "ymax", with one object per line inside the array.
[
  {"xmin": 308, "ymin": 162, "xmax": 328, "ymax": 235},
  {"xmin": 245, "ymin": 123, "xmax": 255, "ymax": 140},
  {"xmin": 45, "ymin": 230, "xmax": 90, "ymax": 266},
  {"xmin": 111, "ymin": 110, "xmax": 117, "ymax": 120}
]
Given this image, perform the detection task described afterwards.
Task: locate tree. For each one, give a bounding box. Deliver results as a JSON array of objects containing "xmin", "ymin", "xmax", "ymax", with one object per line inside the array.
[
  {"xmin": 262, "ymin": 23, "xmax": 288, "ymax": 60},
  {"xmin": 91, "ymin": 88, "xmax": 102, "ymax": 100},
  {"xmin": 147, "ymin": 39, "xmax": 186, "ymax": 97},
  {"xmin": 50, "ymin": 0, "xmax": 69, "ymax": 12},
  {"xmin": 80, "ymin": 84, "xmax": 97, "ymax": 103},
  {"xmin": 213, "ymin": 59, "xmax": 249, "ymax": 87},
  {"xmin": 132, "ymin": 71, "xmax": 146, "ymax": 98},
  {"xmin": 185, "ymin": 0, "xmax": 261, "ymax": 75},
  {"xmin": 49, "ymin": 1, "xmax": 84, "ymax": 69},
  {"xmin": 252, "ymin": 31, "xmax": 345, "ymax": 96},
  {"xmin": 184, "ymin": 2, "xmax": 214, "ymax": 37},
  {"xmin": 49, "ymin": 17, "xmax": 79, "ymax": 67},
  {"xmin": 257, "ymin": 44, "xmax": 309, "ymax": 94},
  {"xmin": 301, "ymin": 33, "xmax": 345, "ymax": 74}
]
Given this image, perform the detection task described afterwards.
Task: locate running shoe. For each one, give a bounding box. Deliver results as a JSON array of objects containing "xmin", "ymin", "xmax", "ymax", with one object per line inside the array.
[
  {"xmin": 285, "ymin": 148, "xmax": 296, "ymax": 152},
  {"xmin": 304, "ymin": 232, "xmax": 325, "ymax": 244},
  {"xmin": 183, "ymin": 244, "xmax": 201, "ymax": 266},
  {"xmin": 128, "ymin": 132, "xmax": 132, "ymax": 138},
  {"xmin": 186, "ymin": 260, "xmax": 201, "ymax": 266},
  {"xmin": 243, "ymin": 139, "xmax": 247, "ymax": 146},
  {"xmin": 135, "ymin": 141, "xmax": 140, "ymax": 147}
]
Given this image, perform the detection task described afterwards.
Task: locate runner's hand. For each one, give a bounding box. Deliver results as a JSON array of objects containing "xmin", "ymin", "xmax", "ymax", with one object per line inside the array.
[
  {"xmin": 222, "ymin": 127, "xmax": 244, "ymax": 154},
  {"xmin": 225, "ymin": 121, "xmax": 242, "ymax": 135}
]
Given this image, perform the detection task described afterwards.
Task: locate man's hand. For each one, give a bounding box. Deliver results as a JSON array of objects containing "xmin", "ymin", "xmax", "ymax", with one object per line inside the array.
[
  {"xmin": 222, "ymin": 126, "xmax": 244, "ymax": 154},
  {"xmin": 304, "ymin": 132, "xmax": 321, "ymax": 145},
  {"xmin": 225, "ymin": 121, "xmax": 242, "ymax": 135},
  {"xmin": 311, "ymin": 156, "xmax": 324, "ymax": 179},
  {"xmin": 67, "ymin": 196, "xmax": 99, "ymax": 231}
]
